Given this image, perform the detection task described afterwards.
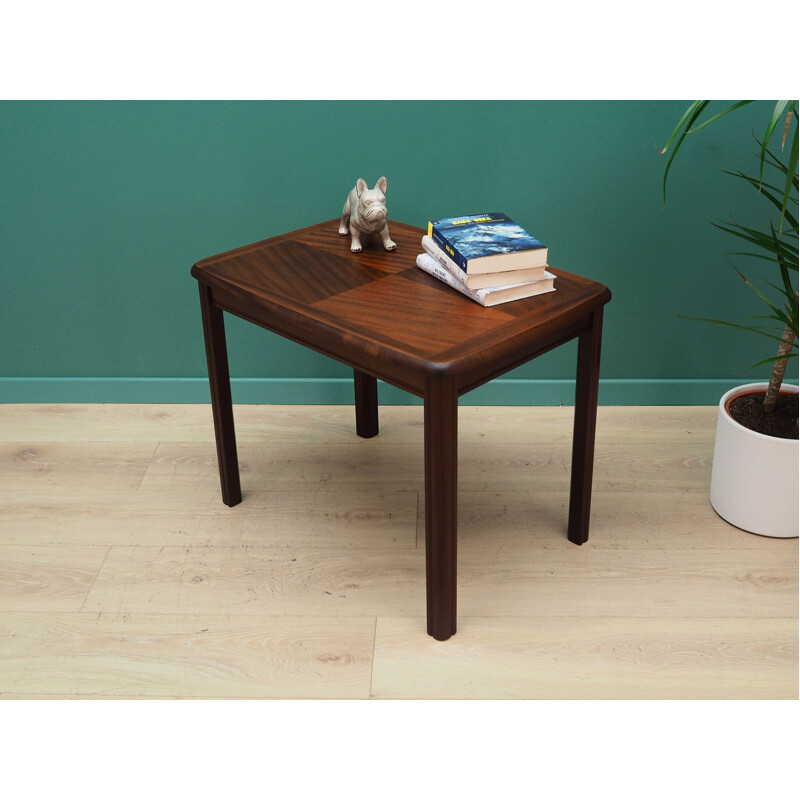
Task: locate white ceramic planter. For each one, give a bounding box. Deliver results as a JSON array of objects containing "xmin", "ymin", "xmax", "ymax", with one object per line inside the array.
[{"xmin": 710, "ymin": 382, "xmax": 799, "ymax": 538}]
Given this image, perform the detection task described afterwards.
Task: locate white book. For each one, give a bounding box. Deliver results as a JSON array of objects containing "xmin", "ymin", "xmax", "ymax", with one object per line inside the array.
[
  {"xmin": 422, "ymin": 235, "xmax": 549, "ymax": 290},
  {"xmin": 416, "ymin": 252, "xmax": 556, "ymax": 307}
]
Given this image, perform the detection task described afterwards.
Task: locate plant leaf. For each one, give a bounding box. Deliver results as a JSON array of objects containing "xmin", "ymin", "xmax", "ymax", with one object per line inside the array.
[
  {"xmin": 660, "ymin": 101, "xmax": 711, "ymax": 204},
  {"xmin": 763, "ymin": 139, "xmax": 799, "ymax": 192},
  {"xmin": 676, "ymin": 315, "xmax": 797, "ymax": 348},
  {"xmin": 721, "ymin": 169, "xmax": 799, "ymax": 229},
  {"xmin": 711, "ymin": 221, "xmax": 800, "ymax": 260},
  {"xmin": 689, "ymin": 101, "xmax": 753, "ymax": 133},
  {"xmin": 759, "ymin": 101, "xmax": 791, "ymax": 181},
  {"xmin": 658, "ymin": 101, "xmax": 708, "ymax": 155},
  {"xmin": 748, "ymin": 352, "xmax": 797, "ymax": 371},
  {"xmin": 779, "ymin": 123, "xmax": 799, "ymax": 231}
]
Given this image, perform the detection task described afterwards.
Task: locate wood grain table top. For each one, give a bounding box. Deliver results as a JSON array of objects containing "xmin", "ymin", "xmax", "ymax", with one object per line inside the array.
[{"xmin": 192, "ymin": 219, "xmax": 611, "ymax": 395}]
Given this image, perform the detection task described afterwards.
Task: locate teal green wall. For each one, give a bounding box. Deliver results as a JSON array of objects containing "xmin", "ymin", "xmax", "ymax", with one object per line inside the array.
[{"xmin": 1, "ymin": 100, "xmax": 796, "ymax": 404}]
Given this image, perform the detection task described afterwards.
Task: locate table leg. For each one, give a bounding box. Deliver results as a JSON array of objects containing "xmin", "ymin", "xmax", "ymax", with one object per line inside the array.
[
  {"xmin": 568, "ymin": 308, "xmax": 604, "ymax": 544},
  {"xmin": 424, "ymin": 374, "xmax": 458, "ymax": 640},
  {"xmin": 354, "ymin": 369, "xmax": 379, "ymax": 438},
  {"xmin": 198, "ymin": 283, "xmax": 242, "ymax": 507}
]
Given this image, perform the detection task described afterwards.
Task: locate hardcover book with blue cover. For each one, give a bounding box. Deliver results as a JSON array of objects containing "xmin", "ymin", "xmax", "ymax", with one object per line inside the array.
[{"xmin": 427, "ymin": 213, "xmax": 548, "ymax": 274}]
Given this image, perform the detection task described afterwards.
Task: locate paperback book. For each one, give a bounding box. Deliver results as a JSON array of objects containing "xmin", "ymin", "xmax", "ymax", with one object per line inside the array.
[
  {"xmin": 427, "ymin": 212, "xmax": 548, "ymax": 274},
  {"xmin": 416, "ymin": 252, "xmax": 555, "ymax": 307},
  {"xmin": 421, "ymin": 235, "xmax": 549, "ymax": 290}
]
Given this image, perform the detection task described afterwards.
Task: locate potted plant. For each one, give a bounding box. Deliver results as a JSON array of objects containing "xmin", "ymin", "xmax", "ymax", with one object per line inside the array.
[{"xmin": 661, "ymin": 100, "xmax": 798, "ymax": 538}]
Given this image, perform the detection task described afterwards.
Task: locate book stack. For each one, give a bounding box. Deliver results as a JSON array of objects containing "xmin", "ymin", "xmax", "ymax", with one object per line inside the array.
[{"xmin": 416, "ymin": 212, "xmax": 556, "ymax": 307}]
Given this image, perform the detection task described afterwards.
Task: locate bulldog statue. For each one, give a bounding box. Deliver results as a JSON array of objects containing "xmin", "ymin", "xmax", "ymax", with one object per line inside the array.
[{"xmin": 339, "ymin": 176, "xmax": 396, "ymax": 252}]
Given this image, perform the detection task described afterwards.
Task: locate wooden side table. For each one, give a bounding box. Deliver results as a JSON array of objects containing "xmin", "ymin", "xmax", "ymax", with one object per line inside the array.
[{"xmin": 192, "ymin": 220, "xmax": 611, "ymax": 640}]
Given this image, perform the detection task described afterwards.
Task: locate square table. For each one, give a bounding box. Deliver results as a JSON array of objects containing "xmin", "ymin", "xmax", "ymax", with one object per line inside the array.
[{"xmin": 192, "ymin": 219, "xmax": 611, "ymax": 640}]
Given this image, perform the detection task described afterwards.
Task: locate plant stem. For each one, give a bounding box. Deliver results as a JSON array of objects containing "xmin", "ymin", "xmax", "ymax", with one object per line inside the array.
[{"xmin": 764, "ymin": 320, "xmax": 796, "ymax": 413}]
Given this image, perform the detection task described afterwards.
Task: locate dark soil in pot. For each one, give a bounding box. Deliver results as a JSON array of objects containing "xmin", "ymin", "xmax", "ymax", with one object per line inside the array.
[{"xmin": 727, "ymin": 390, "xmax": 798, "ymax": 440}]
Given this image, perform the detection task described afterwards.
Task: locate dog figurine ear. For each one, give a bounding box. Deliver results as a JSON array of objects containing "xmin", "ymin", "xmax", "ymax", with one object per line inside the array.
[
  {"xmin": 375, "ymin": 176, "xmax": 387, "ymax": 193},
  {"xmin": 355, "ymin": 178, "xmax": 368, "ymax": 197}
]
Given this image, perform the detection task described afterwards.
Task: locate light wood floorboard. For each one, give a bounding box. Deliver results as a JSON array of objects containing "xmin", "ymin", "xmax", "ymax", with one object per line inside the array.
[
  {"xmin": 371, "ymin": 616, "xmax": 797, "ymax": 699},
  {"xmin": 0, "ymin": 404, "xmax": 796, "ymax": 700},
  {"xmin": 0, "ymin": 612, "xmax": 374, "ymax": 698}
]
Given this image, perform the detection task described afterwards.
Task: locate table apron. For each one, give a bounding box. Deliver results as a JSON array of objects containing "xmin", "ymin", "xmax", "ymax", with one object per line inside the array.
[
  {"xmin": 207, "ymin": 283, "xmax": 427, "ymax": 397},
  {"xmin": 204, "ymin": 282, "xmax": 593, "ymax": 403},
  {"xmin": 456, "ymin": 315, "xmax": 589, "ymax": 396}
]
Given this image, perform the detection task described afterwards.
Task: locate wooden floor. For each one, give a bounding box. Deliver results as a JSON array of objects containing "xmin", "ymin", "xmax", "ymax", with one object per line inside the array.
[{"xmin": 0, "ymin": 403, "xmax": 796, "ymax": 700}]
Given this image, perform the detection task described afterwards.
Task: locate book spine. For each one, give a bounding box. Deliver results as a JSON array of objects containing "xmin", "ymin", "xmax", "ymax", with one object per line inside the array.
[
  {"xmin": 421, "ymin": 236, "xmax": 470, "ymax": 287},
  {"xmin": 415, "ymin": 253, "xmax": 488, "ymax": 306},
  {"xmin": 427, "ymin": 225, "xmax": 468, "ymax": 272}
]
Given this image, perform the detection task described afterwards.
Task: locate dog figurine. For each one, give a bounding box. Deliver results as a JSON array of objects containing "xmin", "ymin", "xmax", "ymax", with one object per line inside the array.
[{"xmin": 339, "ymin": 176, "xmax": 396, "ymax": 252}]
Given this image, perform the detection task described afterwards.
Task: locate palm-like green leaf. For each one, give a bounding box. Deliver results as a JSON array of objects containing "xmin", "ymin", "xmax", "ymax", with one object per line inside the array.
[
  {"xmin": 779, "ymin": 122, "xmax": 799, "ymax": 230},
  {"xmin": 662, "ymin": 101, "xmax": 798, "ymax": 223},
  {"xmin": 690, "ymin": 101, "xmax": 753, "ymax": 133},
  {"xmin": 759, "ymin": 101, "xmax": 791, "ymax": 177},
  {"xmin": 676, "ymin": 315, "xmax": 798, "ymax": 352},
  {"xmin": 763, "ymin": 140, "xmax": 799, "ymax": 191},
  {"xmin": 659, "ymin": 101, "xmax": 711, "ymax": 203},
  {"xmin": 771, "ymin": 222, "xmax": 799, "ymax": 330},
  {"xmin": 721, "ymin": 169, "xmax": 799, "ymax": 230},
  {"xmin": 748, "ymin": 352, "xmax": 796, "ymax": 370},
  {"xmin": 721, "ymin": 250, "xmax": 794, "ymax": 266},
  {"xmin": 711, "ymin": 220, "xmax": 799, "ymax": 262},
  {"xmin": 662, "ymin": 100, "xmax": 799, "ymax": 392},
  {"xmin": 732, "ymin": 268, "xmax": 796, "ymax": 330}
]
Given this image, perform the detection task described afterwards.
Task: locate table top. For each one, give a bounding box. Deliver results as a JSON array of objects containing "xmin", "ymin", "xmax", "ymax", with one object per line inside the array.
[{"xmin": 192, "ymin": 220, "xmax": 611, "ymax": 395}]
